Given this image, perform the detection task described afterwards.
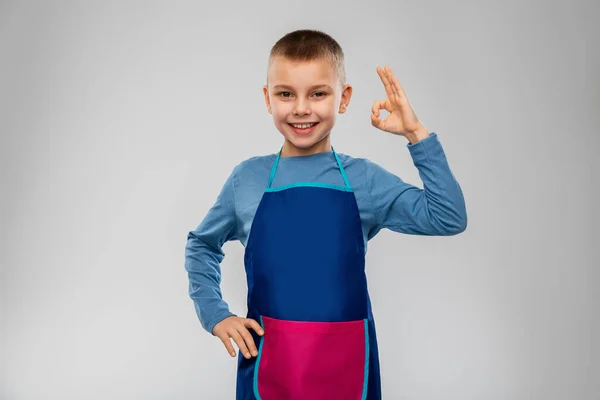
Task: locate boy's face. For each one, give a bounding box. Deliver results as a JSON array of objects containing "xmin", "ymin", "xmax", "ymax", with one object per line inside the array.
[{"xmin": 263, "ymin": 56, "xmax": 352, "ymax": 156}]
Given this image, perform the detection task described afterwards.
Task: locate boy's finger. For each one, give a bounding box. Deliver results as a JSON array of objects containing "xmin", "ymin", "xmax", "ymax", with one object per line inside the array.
[
  {"xmin": 376, "ymin": 66, "xmax": 394, "ymax": 98},
  {"xmin": 372, "ymin": 99, "xmax": 387, "ymax": 116},
  {"xmin": 238, "ymin": 326, "xmax": 258, "ymax": 357},
  {"xmin": 387, "ymin": 69, "xmax": 407, "ymax": 100},
  {"xmin": 371, "ymin": 113, "xmax": 384, "ymax": 129},
  {"xmin": 229, "ymin": 329, "xmax": 251, "ymax": 359},
  {"xmin": 217, "ymin": 333, "xmax": 237, "ymax": 357},
  {"xmin": 244, "ymin": 318, "xmax": 264, "ymax": 336}
]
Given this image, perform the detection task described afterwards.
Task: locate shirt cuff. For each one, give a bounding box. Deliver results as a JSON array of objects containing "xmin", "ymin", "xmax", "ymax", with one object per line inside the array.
[{"xmin": 406, "ymin": 131, "xmax": 441, "ymax": 161}]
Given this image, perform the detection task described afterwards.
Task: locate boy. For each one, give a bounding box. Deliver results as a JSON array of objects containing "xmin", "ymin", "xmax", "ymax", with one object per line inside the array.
[{"xmin": 185, "ymin": 29, "xmax": 467, "ymax": 400}]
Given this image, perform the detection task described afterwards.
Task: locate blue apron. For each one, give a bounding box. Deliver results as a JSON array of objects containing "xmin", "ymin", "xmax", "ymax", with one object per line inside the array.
[{"xmin": 235, "ymin": 147, "xmax": 381, "ymax": 399}]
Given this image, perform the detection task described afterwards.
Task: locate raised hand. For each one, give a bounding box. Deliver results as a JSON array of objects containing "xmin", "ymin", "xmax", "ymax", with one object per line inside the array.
[
  {"xmin": 371, "ymin": 65, "xmax": 430, "ymax": 143},
  {"xmin": 212, "ymin": 316, "xmax": 264, "ymax": 359}
]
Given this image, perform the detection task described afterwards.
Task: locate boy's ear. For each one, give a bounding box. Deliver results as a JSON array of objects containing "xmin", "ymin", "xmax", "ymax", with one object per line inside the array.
[
  {"xmin": 263, "ymin": 85, "xmax": 271, "ymax": 114},
  {"xmin": 338, "ymin": 84, "xmax": 353, "ymax": 114}
]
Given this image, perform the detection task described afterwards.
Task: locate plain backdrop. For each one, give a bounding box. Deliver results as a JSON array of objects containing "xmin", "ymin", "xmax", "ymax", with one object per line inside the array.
[{"xmin": 1, "ymin": 0, "xmax": 598, "ymax": 399}]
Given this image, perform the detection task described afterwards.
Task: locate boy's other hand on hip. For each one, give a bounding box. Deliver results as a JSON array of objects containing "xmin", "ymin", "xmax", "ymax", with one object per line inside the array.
[{"xmin": 212, "ymin": 316, "xmax": 264, "ymax": 359}]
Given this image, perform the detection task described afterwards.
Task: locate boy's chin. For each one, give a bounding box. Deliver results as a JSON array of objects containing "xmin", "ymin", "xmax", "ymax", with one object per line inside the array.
[
  {"xmin": 287, "ymin": 139, "xmax": 316, "ymax": 149},
  {"xmin": 283, "ymin": 133, "xmax": 330, "ymax": 149},
  {"xmin": 284, "ymin": 137, "xmax": 328, "ymax": 151}
]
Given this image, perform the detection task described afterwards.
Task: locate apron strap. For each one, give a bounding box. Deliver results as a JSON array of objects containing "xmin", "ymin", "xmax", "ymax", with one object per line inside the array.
[
  {"xmin": 331, "ymin": 146, "xmax": 351, "ymax": 189},
  {"xmin": 267, "ymin": 146, "xmax": 351, "ymax": 189},
  {"xmin": 267, "ymin": 147, "xmax": 283, "ymax": 188}
]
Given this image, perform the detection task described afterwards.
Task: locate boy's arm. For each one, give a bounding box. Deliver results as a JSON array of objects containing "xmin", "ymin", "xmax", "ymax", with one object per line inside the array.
[
  {"xmin": 366, "ymin": 132, "xmax": 467, "ymax": 236},
  {"xmin": 184, "ymin": 168, "xmax": 239, "ymax": 335}
]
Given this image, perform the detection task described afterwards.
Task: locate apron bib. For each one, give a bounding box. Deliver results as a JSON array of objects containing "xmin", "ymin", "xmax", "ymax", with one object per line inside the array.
[{"xmin": 235, "ymin": 147, "xmax": 382, "ymax": 400}]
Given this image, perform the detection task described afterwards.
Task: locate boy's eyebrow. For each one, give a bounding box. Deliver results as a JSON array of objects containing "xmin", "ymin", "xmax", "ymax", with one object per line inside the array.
[{"xmin": 272, "ymin": 84, "xmax": 333, "ymax": 91}]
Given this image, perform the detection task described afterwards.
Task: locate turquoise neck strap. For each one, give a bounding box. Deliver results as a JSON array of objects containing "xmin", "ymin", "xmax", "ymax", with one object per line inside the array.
[{"xmin": 267, "ymin": 146, "xmax": 351, "ymax": 189}]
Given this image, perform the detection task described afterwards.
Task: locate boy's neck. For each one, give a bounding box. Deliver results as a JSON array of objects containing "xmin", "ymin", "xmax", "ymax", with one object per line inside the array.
[{"xmin": 280, "ymin": 136, "xmax": 332, "ymax": 158}]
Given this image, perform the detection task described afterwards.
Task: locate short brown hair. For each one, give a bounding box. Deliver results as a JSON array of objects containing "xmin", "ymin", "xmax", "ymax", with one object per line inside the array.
[{"xmin": 266, "ymin": 29, "xmax": 346, "ymax": 89}]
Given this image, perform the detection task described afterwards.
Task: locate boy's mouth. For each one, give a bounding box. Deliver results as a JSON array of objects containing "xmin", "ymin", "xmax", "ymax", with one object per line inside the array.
[{"xmin": 288, "ymin": 122, "xmax": 319, "ymax": 135}]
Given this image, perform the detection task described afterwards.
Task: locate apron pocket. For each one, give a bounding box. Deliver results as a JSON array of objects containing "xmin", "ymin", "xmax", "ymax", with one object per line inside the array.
[{"xmin": 253, "ymin": 315, "xmax": 369, "ymax": 400}]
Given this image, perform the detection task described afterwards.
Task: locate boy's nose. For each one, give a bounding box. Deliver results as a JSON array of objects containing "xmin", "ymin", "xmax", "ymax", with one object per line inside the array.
[{"xmin": 293, "ymin": 102, "xmax": 311, "ymax": 116}]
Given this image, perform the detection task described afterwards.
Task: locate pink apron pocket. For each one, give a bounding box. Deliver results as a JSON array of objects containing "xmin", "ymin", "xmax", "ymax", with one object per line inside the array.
[{"xmin": 253, "ymin": 315, "xmax": 369, "ymax": 400}]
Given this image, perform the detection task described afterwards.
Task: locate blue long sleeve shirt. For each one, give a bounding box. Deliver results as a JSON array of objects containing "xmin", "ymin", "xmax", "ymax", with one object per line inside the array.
[{"xmin": 185, "ymin": 132, "xmax": 467, "ymax": 335}]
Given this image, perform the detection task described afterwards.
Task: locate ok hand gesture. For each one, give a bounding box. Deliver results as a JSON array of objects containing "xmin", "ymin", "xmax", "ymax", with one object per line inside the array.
[{"xmin": 371, "ymin": 65, "xmax": 430, "ymax": 144}]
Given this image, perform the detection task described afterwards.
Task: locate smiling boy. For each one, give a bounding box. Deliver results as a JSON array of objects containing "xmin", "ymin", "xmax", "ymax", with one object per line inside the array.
[{"xmin": 185, "ymin": 29, "xmax": 467, "ymax": 399}]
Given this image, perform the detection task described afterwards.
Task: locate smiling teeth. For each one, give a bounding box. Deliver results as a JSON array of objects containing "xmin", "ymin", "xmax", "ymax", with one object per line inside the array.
[{"xmin": 292, "ymin": 123, "xmax": 316, "ymax": 129}]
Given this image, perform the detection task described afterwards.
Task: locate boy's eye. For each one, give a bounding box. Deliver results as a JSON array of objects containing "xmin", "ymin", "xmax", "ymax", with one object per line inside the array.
[{"xmin": 277, "ymin": 91, "xmax": 327, "ymax": 98}]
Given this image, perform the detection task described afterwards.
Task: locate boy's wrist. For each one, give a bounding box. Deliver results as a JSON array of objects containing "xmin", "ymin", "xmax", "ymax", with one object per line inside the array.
[
  {"xmin": 209, "ymin": 311, "xmax": 237, "ymax": 335},
  {"xmin": 405, "ymin": 127, "xmax": 430, "ymax": 144}
]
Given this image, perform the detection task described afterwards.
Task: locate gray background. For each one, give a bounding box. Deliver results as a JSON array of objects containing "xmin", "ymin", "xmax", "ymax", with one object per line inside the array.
[{"xmin": 1, "ymin": 0, "xmax": 598, "ymax": 399}]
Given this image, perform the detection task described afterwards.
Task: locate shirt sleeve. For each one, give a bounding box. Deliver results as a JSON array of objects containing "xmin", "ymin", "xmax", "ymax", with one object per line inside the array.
[
  {"xmin": 184, "ymin": 167, "xmax": 239, "ymax": 335},
  {"xmin": 365, "ymin": 132, "xmax": 467, "ymax": 236}
]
